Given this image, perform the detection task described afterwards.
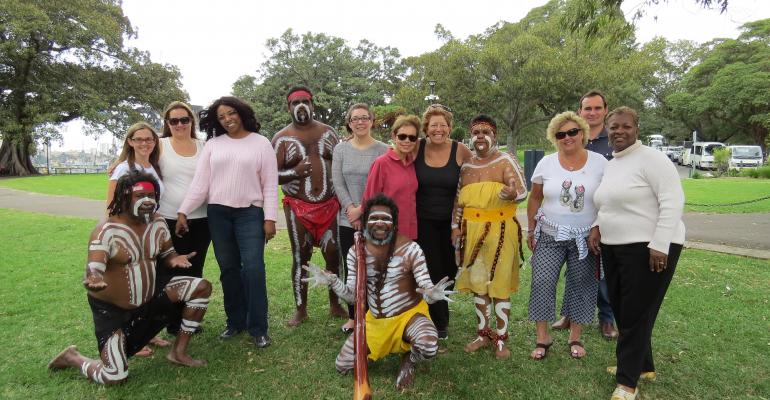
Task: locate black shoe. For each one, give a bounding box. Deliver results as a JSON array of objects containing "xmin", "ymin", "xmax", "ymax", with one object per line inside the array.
[
  {"xmin": 437, "ymin": 330, "xmax": 449, "ymax": 340},
  {"xmin": 219, "ymin": 327, "xmax": 244, "ymax": 339},
  {"xmin": 254, "ymin": 334, "xmax": 271, "ymax": 348}
]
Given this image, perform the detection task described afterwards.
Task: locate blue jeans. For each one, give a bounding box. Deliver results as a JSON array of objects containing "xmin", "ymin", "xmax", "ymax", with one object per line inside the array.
[
  {"xmin": 207, "ymin": 204, "xmax": 268, "ymax": 337},
  {"xmin": 597, "ymin": 278, "xmax": 615, "ymax": 323}
]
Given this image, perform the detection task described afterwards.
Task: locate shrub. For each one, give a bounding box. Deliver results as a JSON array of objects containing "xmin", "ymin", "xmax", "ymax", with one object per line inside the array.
[
  {"xmin": 739, "ymin": 168, "xmax": 759, "ymax": 178},
  {"xmin": 758, "ymin": 165, "xmax": 770, "ymax": 179},
  {"xmin": 692, "ymin": 171, "xmax": 703, "ymax": 179},
  {"xmin": 713, "ymin": 147, "xmax": 731, "ymax": 176}
]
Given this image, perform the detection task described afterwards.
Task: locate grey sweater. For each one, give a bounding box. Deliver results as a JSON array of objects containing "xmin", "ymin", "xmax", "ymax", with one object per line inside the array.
[{"xmin": 332, "ymin": 140, "xmax": 389, "ymax": 228}]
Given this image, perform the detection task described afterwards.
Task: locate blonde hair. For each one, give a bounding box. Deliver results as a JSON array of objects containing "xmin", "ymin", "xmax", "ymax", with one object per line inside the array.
[
  {"xmin": 546, "ymin": 111, "xmax": 590, "ymax": 148},
  {"xmin": 421, "ymin": 104, "xmax": 453, "ymax": 134},
  {"xmin": 391, "ymin": 114, "xmax": 421, "ymax": 136}
]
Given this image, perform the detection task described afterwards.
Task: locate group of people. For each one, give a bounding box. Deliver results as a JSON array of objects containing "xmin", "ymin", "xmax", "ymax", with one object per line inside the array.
[{"xmin": 48, "ymin": 88, "xmax": 685, "ymax": 400}]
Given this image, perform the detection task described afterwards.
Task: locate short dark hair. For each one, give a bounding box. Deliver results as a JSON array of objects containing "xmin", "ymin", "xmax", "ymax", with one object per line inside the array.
[
  {"xmin": 363, "ymin": 193, "xmax": 399, "ymax": 234},
  {"xmin": 286, "ymin": 85, "xmax": 314, "ymax": 103},
  {"xmin": 199, "ymin": 96, "xmax": 261, "ymax": 140},
  {"xmin": 470, "ymin": 114, "xmax": 497, "ymax": 134},
  {"xmin": 107, "ymin": 170, "xmax": 160, "ymax": 217},
  {"xmin": 579, "ymin": 90, "xmax": 607, "ymax": 109}
]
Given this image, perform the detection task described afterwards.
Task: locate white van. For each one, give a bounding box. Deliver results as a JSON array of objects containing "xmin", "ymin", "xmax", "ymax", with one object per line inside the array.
[
  {"xmin": 681, "ymin": 148, "xmax": 692, "ymax": 166},
  {"xmin": 728, "ymin": 145, "xmax": 763, "ymax": 169},
  {"xmin": 691, "ymin": 142, "xmax": 725, "ymax": 169}
]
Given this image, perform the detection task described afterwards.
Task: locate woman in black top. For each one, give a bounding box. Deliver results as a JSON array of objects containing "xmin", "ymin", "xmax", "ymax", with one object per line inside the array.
[{"xmin": 415, "ymin": 104, "xmax": 472, "ymax": 339}]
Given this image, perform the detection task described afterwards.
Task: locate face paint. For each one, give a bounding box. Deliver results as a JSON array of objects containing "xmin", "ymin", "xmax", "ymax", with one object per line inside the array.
[
  {"xmin": 132, "ymin": 196, "xmax": 157, "ymax": 223},
  {"xmin": 293, "ymin": 103, "xmax": 311, "ymax": 124},
  {"xmin": 364, "ymin": 210, "xmax": 394, "ymax": 245}
]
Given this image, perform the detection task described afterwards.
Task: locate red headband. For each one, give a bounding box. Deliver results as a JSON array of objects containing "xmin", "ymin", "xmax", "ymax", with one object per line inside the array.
[
  {"xmin": 287, "ymin": 90, "xmax": 312, "ymax": 103},
  {"xmin": 132, "ymin": 181, "xmax": 155, "ymax": 192}
]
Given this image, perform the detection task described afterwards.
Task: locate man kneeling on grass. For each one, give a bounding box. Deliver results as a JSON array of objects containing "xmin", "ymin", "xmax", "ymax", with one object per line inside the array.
[
  {"xmin": 303, "ymin": 193, "xmax": 454, "ymax": 391},
  {"xmin": 48, "ymin": 171, "xmax": 211, "ymax": 385}
]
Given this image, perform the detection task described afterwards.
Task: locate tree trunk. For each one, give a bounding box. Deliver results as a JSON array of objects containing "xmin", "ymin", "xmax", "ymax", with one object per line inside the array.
[{"xmin": 0, "ymin": 139, "xmax": 39, "ymax": 176}]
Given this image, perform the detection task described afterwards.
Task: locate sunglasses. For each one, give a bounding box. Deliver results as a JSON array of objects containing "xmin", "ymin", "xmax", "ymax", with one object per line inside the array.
[
  {"xmin": 396, "ymin": 133, "xmax": 418, "ymax": 142},
  {"xmin": 555, "ymin": 128, "xmax": 581, "ymax": 140},
  {"xmin": 167, "ymin": 117, "xmax": 191, "ymax": 126}
]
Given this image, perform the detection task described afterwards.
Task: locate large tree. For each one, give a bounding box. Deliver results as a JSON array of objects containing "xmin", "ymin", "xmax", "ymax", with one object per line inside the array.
[
  {"xmin": 0, "ymin": 0, "xmax": 186, "ymax": 176},
  {"xmin": 395, "ymin": 0, "xmax": 654, "ymax": 150},
  {"xmin": 665, "ymin": 19, "xmax": 770, "ymax": 152},
  {"xmin": 232, "ymin": 29, "xmax": 405, "ymax": 136}
]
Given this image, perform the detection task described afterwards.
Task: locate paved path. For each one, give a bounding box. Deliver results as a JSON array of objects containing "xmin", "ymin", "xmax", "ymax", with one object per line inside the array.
[{"xmin": 1, "ymin": 186, "xmax": 768, "ymax": 259}]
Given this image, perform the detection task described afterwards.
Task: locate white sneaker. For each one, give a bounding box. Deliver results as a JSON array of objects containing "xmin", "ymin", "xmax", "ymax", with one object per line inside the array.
[{"xmin": 610, "ymin": 386, "xmax": 638, "ymax": 400}]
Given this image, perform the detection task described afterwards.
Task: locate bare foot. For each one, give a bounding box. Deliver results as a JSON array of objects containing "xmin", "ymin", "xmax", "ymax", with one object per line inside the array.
[
  {"xmin": 329, "ymin": 304, "xmax": 348, "ymax": 318},
  {"xmin": 286, "ymin": 310, "xmax": 308, "ymax": 327},
  {"xmin": 341, "ymin": 319, "xmax": 354, "ymax": 333},
  {"xmin": 134, "ymin": 346, "xmax": 154, "ymax": 357},
  {"xmin": 166, "ymin": 352, "xmax": 207, "ymax": 367},
  {"xmin": 464, "ymin": 336, "xmax": 491, "ymax": 353},
  {"xmin": 48, "ymin": 345, "xmax": 79, "ymax": 369},
  {"xmin": 149, "ymin": 336, "xmax": 172, "ymax": 347},
  {"xmin": 395, "ymin": 354, "xmax": 415, "ymax": 391}
]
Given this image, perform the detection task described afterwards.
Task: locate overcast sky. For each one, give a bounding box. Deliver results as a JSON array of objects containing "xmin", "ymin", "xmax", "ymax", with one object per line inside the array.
[{"xmin": 55, "ymin": 0, "xmax": 770, "ymax": 150}]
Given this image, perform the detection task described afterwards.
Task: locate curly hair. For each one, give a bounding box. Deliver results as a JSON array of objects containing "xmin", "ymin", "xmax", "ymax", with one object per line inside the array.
[
  {"xmin": 199, "ymin": 96, "xmax": 261, "ymax": 140},
  {"xmin": 470, "ymin": 114, "xmax": 497, "ymax": 134},
  {"xmin": 606, "ymin": 106, "xmax": 639, "ymax": 127},
  {"xmin": 545, "ymin": 111, "xmax": 590, "ymax": 148},
  {"xmin": 161, "ymin": 101, "xmax": 198, "ymax": 139},
  {"xmin": 421, "ymin": 104, "xmax": 453, "ymax": 134},
  {"xmin": 107, "ymin": 170, "xmax": 161, "ymax": 217}
]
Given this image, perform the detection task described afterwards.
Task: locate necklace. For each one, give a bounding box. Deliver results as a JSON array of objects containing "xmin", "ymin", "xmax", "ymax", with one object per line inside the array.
[{"xmin": 559, "ymin": 151, "xmax": 587, "ymax": 171}]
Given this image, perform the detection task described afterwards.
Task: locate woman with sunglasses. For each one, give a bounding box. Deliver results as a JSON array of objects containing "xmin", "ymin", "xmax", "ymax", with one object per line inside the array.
[
  {"xmin": 362, "ymin": 115, "xmax": 421, "ymax": 241},
  {"xmin": 106, "ymin": 121, "xmax": 170, "ymax": 355},
  {"xmin": 526, "ymin": 111, "xmax": 608, "ymax": 360},
  {"xmin": 331, "ymin": 103, "xmax": 388, "ymax": 333},
  {"xmin": 177, "ymin": 96, "xmax": 277, "ymax": 349},
  {"xmin": 156, "ymin": 101, "xmax": 212, "ymax": 336},
  {"xmin": 414, "ymin": 104, "xmax": 471, "ymax": 340}
]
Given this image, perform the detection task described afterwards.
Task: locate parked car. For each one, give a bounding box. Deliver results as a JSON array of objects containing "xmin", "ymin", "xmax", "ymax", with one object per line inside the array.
[
  {"xmin": 666, "ymin": 146, "xmax": 683, "ymax": 162},
  {"xmin": 681, "ymin": 148, "xmax": 692, "ymax": 166},
  {"xmin": 728, "ymin": 145, "xmax": 764, "ymax": 169},
  {"xmin": 691, "ymin": 142, "xmax": 725, "ymax": 170}
]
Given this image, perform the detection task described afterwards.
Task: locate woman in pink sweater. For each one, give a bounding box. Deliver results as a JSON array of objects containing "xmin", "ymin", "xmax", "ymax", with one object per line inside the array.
[{"xmin": 178, "ymin": 96, "xmax": 278, "ymax": 349}]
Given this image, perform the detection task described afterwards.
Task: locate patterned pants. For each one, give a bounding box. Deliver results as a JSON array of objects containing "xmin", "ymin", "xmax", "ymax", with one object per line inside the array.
[{"xmin": 528, "ymin": 233, "xmax": 598, "ymax": 324}]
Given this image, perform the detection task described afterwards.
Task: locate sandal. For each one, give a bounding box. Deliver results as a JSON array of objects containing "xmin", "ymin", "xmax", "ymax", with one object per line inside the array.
[
  {"xmin": 530, "ymin": 341, "xmax": 553, "ymax": 360},
  {"xmin": 569, "ymin": 340, "xmax": 586, "ymax": 359}
]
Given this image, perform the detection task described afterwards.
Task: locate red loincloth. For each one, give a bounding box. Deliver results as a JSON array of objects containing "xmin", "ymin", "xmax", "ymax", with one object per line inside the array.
[{"xmin": 283, "ymin": 196, "xmax": 340, "ymax": 246}]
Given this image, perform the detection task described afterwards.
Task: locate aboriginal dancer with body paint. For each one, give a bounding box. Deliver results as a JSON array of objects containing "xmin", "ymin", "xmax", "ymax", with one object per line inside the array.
[
  {"xmin": 106, "ymin": 122, "xmax": 170, "ymax": 355},
  {"xmin": 303, "ymin": 194, "xmax": 454, "ymax": 391},
  {"xmin": 272, "ymin": 86, "xmax": 346, "ymax": 327},
  {"xmin": 48, "ymin": 171, "xmax": 212, "ymax": 384},
  {"xmin": 452, "ymin": 114, "xmax": 527, "ymax": 360}
]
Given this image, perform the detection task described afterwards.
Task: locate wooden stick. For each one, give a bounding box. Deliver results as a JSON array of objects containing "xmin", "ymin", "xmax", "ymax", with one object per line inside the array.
[{"xmin": 353, "ymin": 231, "xmax": 372, "ymax": 400}]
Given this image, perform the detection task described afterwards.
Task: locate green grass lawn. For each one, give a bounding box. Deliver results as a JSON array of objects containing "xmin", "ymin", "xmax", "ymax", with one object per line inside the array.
[
  {"xmin": 683, "ymin": 178, "xmax": 770, "ymax": 213},
  {"xmin": 1, "ymin": 208, "xmax": 768, "ymax": 399},
  {"xmin": 0, "ymin": 174, "xmax": 107, "ymax": 200}
]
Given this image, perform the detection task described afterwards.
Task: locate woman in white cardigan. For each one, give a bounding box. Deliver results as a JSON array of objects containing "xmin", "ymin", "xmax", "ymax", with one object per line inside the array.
[{"xmin": 589, "ymin": 106, "xmax": 685, "ymax": 400}]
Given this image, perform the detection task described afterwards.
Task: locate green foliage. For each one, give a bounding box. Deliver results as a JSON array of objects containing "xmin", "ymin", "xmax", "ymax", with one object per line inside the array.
[
  {"xmin": 0, "ymin": 0, "xmax": 187, "ymax": 176},
  {"xmin": 758, "ymin": 165, "xmax": 770, "ymax": 179},
  {"xmin": 712, "ymin": 147, "xmax": 731, "ymax": 176},
  {"xmin": 692, "ymin": 170, "xmax": 703, "ymax": 179},
  {"xmin": 394, "ymin": 0, "xmax": 653, "ymax": 151},
  {"xmin": 739, "ymin": 168, "xmax": 760, "ymax": 178},
  {"xmin": 232, "ymin": 29, "xmax": 405, "ymax": 137}
]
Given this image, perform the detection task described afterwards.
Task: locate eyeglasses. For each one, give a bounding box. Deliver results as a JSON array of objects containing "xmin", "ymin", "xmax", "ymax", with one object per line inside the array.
[
  {"xmin": 167, "ymin": 117, "xmax": 191, "ymax": 126},
  {"xmin": 350, "ymin": 116, "xmax": 371, "ymax": 123},
  {"xmin": 555, "ymin": 128, "xmax": 581, "ymax": 140},
  {"xmin": 429, "ymin": 104, "xmax": 452, "ymax": 113},
  {"xmin": 396, "ymin": 134, "xmax": 418, "ymax": 142},
  {"xmin": 130, "ymin": 137, "xmax": 155, "ymax": 144}
]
